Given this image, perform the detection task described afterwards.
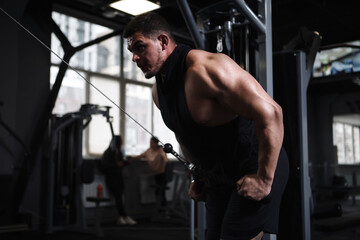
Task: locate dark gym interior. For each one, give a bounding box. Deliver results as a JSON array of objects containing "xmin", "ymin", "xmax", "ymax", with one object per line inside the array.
[{"xmin": 1, "ymin": 0, "xmax": 360, "ymax": 239}]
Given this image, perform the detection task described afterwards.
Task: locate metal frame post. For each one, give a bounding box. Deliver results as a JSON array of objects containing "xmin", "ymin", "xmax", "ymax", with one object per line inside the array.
[
  {"xmin": 298, "ymin": 52, "xmax": 312, "ymax": 240},
  {"xmin": 234, "ymin": 0, "xmax": 272, "ymax": 96}
]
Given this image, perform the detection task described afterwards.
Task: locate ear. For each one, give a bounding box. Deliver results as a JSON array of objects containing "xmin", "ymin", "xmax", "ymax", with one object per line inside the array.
[{"xmin": 157, "ymin": 34, "xmax": 169, "ymax": 50}]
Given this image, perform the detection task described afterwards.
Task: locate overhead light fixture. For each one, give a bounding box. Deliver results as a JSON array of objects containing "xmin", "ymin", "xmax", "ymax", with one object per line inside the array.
[{"xmin": 110, "ymin": 0, "xmax": 160, "ymax": 16}]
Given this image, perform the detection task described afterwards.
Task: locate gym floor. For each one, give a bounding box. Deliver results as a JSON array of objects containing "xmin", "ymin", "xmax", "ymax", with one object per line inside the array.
[
  {"xmin": 2, "ymin": 199, "xmax": 360, "ymax": 240},
  {"xmin": 2, "ymin": 220, "xmax": 360, "ymax": 240},
  {"xmin": 311, "ymin": 198, "xmax": 360, "ymax": 240},
  {"xmin": 0, "ymin": 219, "xmax": 191, "ymax": 240}
]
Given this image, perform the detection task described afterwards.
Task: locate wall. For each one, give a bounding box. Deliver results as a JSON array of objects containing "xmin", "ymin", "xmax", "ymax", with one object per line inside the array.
[{"xmin": 0, "ymin": 0, "xmax": 52, "ymax": 227}]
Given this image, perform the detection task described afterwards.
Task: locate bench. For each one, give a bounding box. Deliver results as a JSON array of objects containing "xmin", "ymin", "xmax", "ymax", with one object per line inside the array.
[{"xmin": 86, "ymin": 197, "xmax": 111, "ymax": 237}]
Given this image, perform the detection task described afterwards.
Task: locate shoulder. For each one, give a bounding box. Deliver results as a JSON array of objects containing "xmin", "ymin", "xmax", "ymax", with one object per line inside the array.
[
  {"xmin": 186, "ymin": 49, "xmax": 233, "ymax": 64},
  {"xmin": 186, "ymin": 50, "xmax": 242, "ymax": 77},
  {"xmin": 186, "ymin": 49, "xmax": 224, "ymax": 67},
  {"xmin": 185, "ymin": 50, "xmax": 214, "ymax": 80},
  {"xmin": 185, "ymin": 50, "xmax": 245, "ymax": 91}
]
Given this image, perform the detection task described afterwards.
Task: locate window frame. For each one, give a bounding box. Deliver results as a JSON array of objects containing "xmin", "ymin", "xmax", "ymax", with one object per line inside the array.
[
  {"xmin": 50, "ymin": 11, "xmax": 178, "ymax": 158},
  {"xmin": 333, "ymin": 121, "xmax": 360, "ymax": 165}
]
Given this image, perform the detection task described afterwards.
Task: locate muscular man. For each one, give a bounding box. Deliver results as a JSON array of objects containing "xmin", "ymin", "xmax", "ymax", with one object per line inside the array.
[{"xmin": 123, "ymin": 12, "xmax": 289, "ymax": 240}]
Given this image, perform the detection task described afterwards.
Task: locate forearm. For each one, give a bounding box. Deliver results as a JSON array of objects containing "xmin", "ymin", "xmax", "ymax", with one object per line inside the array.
[
  {"xmin": 255, "ymin": 110, "xmax": 284, "ymax": 185},
  {"xmin": 257, "ymin": 132, "xmax": 282, "ymax": 183}
]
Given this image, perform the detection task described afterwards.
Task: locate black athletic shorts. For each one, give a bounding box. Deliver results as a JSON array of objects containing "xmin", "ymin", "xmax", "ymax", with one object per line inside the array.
[{"xmin": 205, "ymin": 148, "xmax": 289, "ymax": 240}]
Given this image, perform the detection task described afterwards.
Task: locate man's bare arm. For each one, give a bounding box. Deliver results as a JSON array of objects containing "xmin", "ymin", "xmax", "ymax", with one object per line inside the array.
[{"xmin": 187, "ymin": 51, "xmax": 283, "ymax": 199}]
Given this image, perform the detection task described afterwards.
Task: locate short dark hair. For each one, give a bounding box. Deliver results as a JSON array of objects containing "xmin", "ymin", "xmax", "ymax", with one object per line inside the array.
[{"xmin": 123, "ymin": 12, "xmax": 175, "ymax": 41}]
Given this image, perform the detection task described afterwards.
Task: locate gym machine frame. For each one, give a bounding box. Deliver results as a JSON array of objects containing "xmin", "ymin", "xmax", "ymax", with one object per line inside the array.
[{"xmin": 45, "ymin": 104, "xmax": 114, "ymax": 234}]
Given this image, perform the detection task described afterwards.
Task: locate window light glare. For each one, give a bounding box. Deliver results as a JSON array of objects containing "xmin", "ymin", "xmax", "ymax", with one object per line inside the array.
[{"xmin": 110, "ymin": 0, "xmax": 160, "ymax": 16}]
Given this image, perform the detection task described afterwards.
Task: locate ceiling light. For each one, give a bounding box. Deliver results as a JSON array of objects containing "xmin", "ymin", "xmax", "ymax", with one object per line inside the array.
[{"xmin": 110, "ymin": 0, "xmax": 160, "ymax": 16}]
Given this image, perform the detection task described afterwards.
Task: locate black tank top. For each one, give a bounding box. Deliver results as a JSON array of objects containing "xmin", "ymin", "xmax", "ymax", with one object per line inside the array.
[{"xmin": 156, "ymin": 44, "xmax": 258, "ymax": 187}]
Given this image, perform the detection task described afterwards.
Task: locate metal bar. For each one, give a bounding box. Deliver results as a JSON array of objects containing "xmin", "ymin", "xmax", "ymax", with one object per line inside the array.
[
  {"xmin": 319, "ymin": 43, "xmax": 360, "ymax": 50},
  {"xmin": 256, "ymin": 0, "xmax": 273, "ymax": 96},
  {"xmin": 176, "ymin": 0, "xmax": 205, "ymax": 49},
  {"xmin": 197, "ymin": 202, "xmax": 206, "ymax": 240},
  {"xmin": 298, "ymin": 51, "xmax": 312, "ymax": 240},
  {"xmin": 264, "ymin": 0, "xmax": 273, "ymax": 97},
  {"xmin": 50, "ymin": 18, "xmax": 72, "ymax": 53},
  {"xmin": 190, "ymin": 200, "xmax": 195, "ymax": 240},
  {"xmin": 234, "ymin": 0, "xmax": 266, "ymax": 35},
  {"xmin": 305, "ymin": 33, "xmax": 321, "ymax": 81}
]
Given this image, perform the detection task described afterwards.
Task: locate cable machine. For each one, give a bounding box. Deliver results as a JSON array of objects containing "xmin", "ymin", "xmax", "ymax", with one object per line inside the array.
[{"xmin": 45, "ymin": 104, "xmax": 114, "ymax": 233}]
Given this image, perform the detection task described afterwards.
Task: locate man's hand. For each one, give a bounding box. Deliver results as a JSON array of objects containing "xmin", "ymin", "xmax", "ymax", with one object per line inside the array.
[
  {"xmin": 188, "ymin": 180, "xmax": 206, "ymax": 202},
  {"xmin": 236, "ymin": 174, "xmax": 272, "ymax": 201}
]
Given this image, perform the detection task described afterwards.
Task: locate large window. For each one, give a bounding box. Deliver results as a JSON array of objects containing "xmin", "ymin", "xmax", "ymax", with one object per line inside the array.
[
  {"xmin": 51, "ymin": 12, "xmax": 120, "ymax": 76},
  {"xmin": 50, "ymin": 66, "xmax": 86, "ymax": 114},
  {"xmin": 125, "ymin": 84, "xmax": 152, "ymax": 155},
  {"xmin": 50, "ymin": 11, "xmax": 178, "ymax": 157},
  {"xmin": 333, "ymin": 115, "xmax": 360, "ymax": 164},
  {"xmin": 312, "ymin": 40, "xmax": 360, "ymax": 78},
  {"xmin": 88, "ymin": 76, "xmax": 120, "ymax": 154}
]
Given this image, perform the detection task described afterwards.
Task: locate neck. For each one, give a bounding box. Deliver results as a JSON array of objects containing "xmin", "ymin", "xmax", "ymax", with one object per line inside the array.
[{"xmin": 159, "ymin": 43, "xmax": 177, "ymax": 75}]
